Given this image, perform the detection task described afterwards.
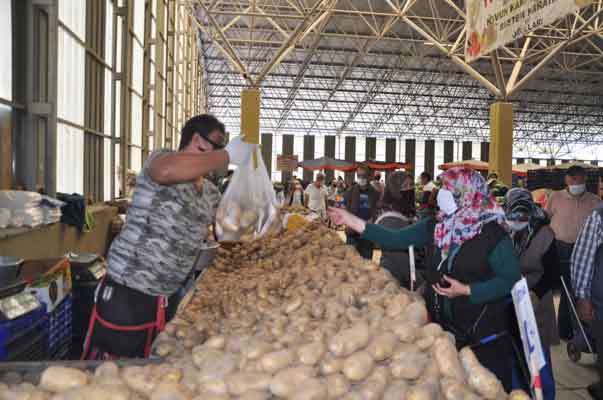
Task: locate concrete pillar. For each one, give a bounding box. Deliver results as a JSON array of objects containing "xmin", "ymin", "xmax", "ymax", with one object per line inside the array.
[
  {"xmin": 424, "ymin": 139, "xmax": 435, "ymax": 177},
  {"xmin": 516, "ymin": 158, "xmax": 525, "ymax": 164},
  {"xmin": 548, "ymin": 159, "xmax": 555, "ymax": 167},
  {"xmin": 488, "ymin": 102, "xmax": 513, "ymax": 186},
  {"xmin": 282, "ymin": 134, "xmax": 294, "ymax": 182},
  {"xmin": 261, "ymin": 133, "xmax": 272, "ymax": 176},
  {"xmin": 385, "ymin": 138, "xmax": 396, "ymax": 163},
  {"xmin": 303, "ymin": 135, "xmax": 315, "ymax": 183},
  {"xmin": 481, "ymin": 142, "xmax": 490, "ymax": 162},
  {"xmin": 324, "ymin": 135, "xmax": 336, "ymax": 182},
  {"xmin": 462, "ymin": 141, "xmax": 472, "ymax": 160},
  {"xmin": 405, "ymin": 139, "xmax": 415, "ymax": 177},
  {"xmin": 444, "ymin": 140, "xmax": 454, "ymax": 163},
  {"xmin": 365, "ymin": 137, "xmax": 376, "ymax": 161},
  {"xmin": 345, "ymin": 137, "xmax": 356, "ymax": 184},
  {"xmin": 532, "ymin": 158, "xmax": 540, "ymax": 165}
]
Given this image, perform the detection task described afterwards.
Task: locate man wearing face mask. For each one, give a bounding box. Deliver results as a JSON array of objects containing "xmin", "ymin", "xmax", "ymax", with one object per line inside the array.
[
  {"xmin": 546, "ymin": 165, "xmax": 603, "ymax": 340},
  {"xmin": 81, "ymin": 114, "xmax": 257, "ymax": 359},
  {"xmin": 344, "ymin": 164, "xmax": 380, "ymax": 259},
  {"xmin": 504, "ymin": 189, "xmax": 557, "ymax": 400}
]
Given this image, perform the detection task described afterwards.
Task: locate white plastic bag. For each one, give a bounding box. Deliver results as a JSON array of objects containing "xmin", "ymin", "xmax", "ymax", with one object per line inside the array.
[{"xmin": 215, "ymin": 148, "xmax": 280, "ymax": 242}]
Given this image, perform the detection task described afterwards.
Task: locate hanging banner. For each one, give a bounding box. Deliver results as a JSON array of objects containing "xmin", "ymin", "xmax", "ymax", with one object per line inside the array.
[
  {"xmin": 465, "ymin": 0, "xmax": 593, "ymax": 62},
  {"xmin": 511, "ymin": 278, "xmax": 546, "ymax": 375},
  {"xmin": 277, "ymin": 155, "xmax": 299, "ymax": 172}
]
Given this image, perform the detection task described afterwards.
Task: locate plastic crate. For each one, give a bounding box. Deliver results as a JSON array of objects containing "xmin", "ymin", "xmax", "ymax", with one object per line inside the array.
[
  {"xmin": 0, "ymin": 305, "xmax": 47, "ymax": 347},
  {"xmin": 47, "ymin": 295, "xmax": 72, "ymax": 358},
  {"xmin": 0, "ymin": 314, "xmax": 49, "ymax": 361}
]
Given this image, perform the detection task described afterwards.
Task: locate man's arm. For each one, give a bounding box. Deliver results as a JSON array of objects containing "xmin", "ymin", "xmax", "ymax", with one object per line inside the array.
[
  {"xmin": 571, "ymin": 211, "xmax": 602, "ymax": 300},
  {"xmin": 149, "ymin": 150, "xmax": 229, "ymax": 185},
  {"xmin": 544, "ymin": 191, "xmax": 556, "ymax": 217}
]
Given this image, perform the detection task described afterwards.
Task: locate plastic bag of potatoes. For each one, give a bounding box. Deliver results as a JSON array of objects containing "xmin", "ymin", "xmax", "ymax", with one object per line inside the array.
[{"xmin": 215, "ymin": 147, "xmax": 280, "ymax": 242}]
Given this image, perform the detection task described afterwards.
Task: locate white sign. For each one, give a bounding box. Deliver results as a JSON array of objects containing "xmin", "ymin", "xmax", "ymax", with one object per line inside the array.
[
  {"xmin": 511, "ymin": 278, "xmax": 546, "ymax": 374},
  {"xmin": 465, "ymin": 0, "xmax": 593, "ymax": 62}
]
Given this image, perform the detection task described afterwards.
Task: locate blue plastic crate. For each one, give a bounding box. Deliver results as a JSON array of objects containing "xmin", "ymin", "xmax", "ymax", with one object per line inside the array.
[
  {"xmin": 47, "ymin": 295, "xmax": 72, "ymax": 357},
  {"xmin": 0, "ymin": 306, "xmax": 47, "ymax": 346},
  {"xmin": 0, "ymin": 314, "xmax": 49, "ymax": 361}
]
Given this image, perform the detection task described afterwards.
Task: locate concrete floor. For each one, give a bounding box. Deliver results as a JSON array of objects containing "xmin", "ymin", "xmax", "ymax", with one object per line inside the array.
[{"xmin": 553, "ymin": 341, "xmax": 596, "ymax": 400}]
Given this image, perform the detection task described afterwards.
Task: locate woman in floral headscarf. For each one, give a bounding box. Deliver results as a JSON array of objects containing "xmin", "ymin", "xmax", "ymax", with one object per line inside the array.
[{"xmin": 329, "ymin": 167, "xmax": 521, "ymax": 391}]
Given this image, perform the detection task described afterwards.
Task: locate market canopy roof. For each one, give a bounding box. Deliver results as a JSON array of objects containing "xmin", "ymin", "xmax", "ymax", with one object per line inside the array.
[{"xmin": 189, "ymin": 0, "xmax": 603, "ymax": 147}]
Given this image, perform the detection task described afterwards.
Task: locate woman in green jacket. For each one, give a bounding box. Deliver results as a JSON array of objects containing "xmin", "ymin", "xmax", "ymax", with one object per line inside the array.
[{"xmin": 329, "ymin": 167, "xmax": 521, "ymax": 391}]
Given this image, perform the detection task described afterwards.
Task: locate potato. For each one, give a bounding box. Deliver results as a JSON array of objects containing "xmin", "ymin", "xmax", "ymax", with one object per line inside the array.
[
  {"xmin": 329, "ymin": 323, "xmax": 370, "ymax": 357},
  {"xmin": 121, "ymin": 366, "xmax": 156, "ymax": 395},
  {"xmin": 226, "ymin": 372, "xmax": 271, "ymax": 396},
  {"xmin": 385, "ymin": 293, "xmax": 411, "ymax": 317},
  {"xmin": 325, "ymin": 374, "xmax": 350, "ymax": 399},
  {"xmin": 406, "ymin": 384, "xmax": 437, "ymax": 400},
  {"xmin": 298, "ymin": 341, "xmax": 326, "ymax": 366},
  {"xmin": 51, "ymin": 383, "xmax": 132, "ymax": 400},
  {"xmin": 391, "ymin": 321, "xmax": 419, "ymax": 342},
  {"xmin": 342, "ymin": 351, "xmax": 374, "ymax": 382},
  {"xmin": 459, "ymin": 347, "xmax": 504, "ymax": 400},
  {"xmin": 260, "ymin": 349, "xmax": 295, "ymax": 374},
  {"xmin": 320, "ymin": 354, "xmax": 344, "ymax": 375},
  {"xmin": 270, "ymin": 366, "xmax": 316, "ymax": 398},
  {"xmin": 194, "ymin": 394, "xmax": 230, "ymax": 400},
  {"xmin": 40, "ymin": 367, "xmax": 88, "ymax": 393},
  {"xmin": 390, "ymin": 351, "xmax": 430, "ymax": 380},
  {"xmin": 404, "ymin": 302, "xmax": 429, "ymax": 327},
  {"xmin": 238, "ymin": 390, "xmax": 270, "ymax": 400},
  {"xmin": 291, "ymin": 378, "xmax": 328, "ymax": 400},
  {"xmin": 383, "ymin": 381, "xmax": 409, "ymax": 400},
  {"xmin": 198, "ymin": 378, "xmax": 228, "ymax": 396},
  {"xmin": 440, "ymin": 378, "xmax": 479, "ymax": 400},
  {"xmin": 432, "ymin": 337, "xmax": 465, "ymax": 382},
  {"xmin": 151, "ymin": 382, "xmax": 193, "ymax": 400},
  {"xmin": 509, "ymin": 390, "xmax": 532, "ymax": 400},
  {"xmin": 367, "ymin": 332, "xmax": 398, "ymax": 361},
  {"xmin": 245, "ymin": 340, "xmax": 273, "ymax": 360}
]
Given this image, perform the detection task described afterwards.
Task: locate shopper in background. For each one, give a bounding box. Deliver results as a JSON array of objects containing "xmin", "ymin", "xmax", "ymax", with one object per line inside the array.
[
  {"xmin": 330, "ymin": 167, "xmax": 521, "ymax": 390},
  {"xmin": 419, "ymin": 172, "xmax": 435, "ymax": 208},
  {"xmin": 82, "ymin": 114, "xmax": 257, "ymax": 359},
  {"xmin": 274, "ymin": 183, "xmax": 285, "ymax": 205},
  {"xmin": 571, "ymin": 207, "xmax": 603, "ymax": 400},
  {"xmin": 344, "ymin": 164, "xmax": 380, "ymax": 259},
  {"xmin": 376, "ymin": 171, "xmax": 416, "ymax": 287},
  {"xmin": 504, "ymin": 188, "xmax": 557, "ymax": 400},
  {"xmin": 287, "ymin": 179, "xmax": 305, "ymax": 207},
  {"xmin": 372, "ymin": 172, "xmax": 385, "ymax": 198},
  {"xmin": 546, "ymin": 165, "xmax": 603, "ymax": 340},
  {"xmin": 304, "ymin": 173, "xmax": 329, "ymax": 219}
]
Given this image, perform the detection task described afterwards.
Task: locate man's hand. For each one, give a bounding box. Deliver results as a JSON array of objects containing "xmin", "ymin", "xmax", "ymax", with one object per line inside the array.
[
  {"xmin": 225, "ymin": 137, "xmax": 257, "ymax": 166},
  {"xmin": 577, "ymin": 298, "xmax": 595, "ymax": 322}
]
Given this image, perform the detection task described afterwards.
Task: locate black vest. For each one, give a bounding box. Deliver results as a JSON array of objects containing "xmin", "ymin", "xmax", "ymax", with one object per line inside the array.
[{"xmin": 424, "ymin": 221, "xmax": 512, "ymax": 347}]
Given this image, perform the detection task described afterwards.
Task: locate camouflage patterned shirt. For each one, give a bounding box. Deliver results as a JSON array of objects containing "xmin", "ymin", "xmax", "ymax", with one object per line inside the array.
[{"xmin": 107, "ymin": 149, "xmax": 221, "ymax": 296}]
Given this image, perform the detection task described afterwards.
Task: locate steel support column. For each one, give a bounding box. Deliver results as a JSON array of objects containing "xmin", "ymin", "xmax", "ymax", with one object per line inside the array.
[{"xmin": 489, "ymin": 102, "xmax": 514, "ymax": 186}]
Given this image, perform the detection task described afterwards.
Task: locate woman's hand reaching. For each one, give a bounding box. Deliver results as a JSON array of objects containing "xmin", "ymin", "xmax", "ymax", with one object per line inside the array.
[
  {"xmin": 432, "ymin": 275, "xmax": 471, "ymax": 298},
  {"xmin": 327, "ymin": 207, "xmax": 367, "ymax": 234}
]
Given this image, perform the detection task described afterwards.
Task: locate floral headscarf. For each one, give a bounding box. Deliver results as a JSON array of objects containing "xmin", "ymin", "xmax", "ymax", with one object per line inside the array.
[{"xmin": 434, "ymin": 167, "xmax": 505, "ymax": 259}]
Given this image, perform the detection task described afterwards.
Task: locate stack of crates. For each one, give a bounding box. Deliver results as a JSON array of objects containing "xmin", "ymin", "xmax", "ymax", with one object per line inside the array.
[
  {"xmin": 47, "ymin": 295, "xmax": 72, "ymax": 360},
  {"xmin": 0, "ymin": 305, "xmax": 48, "ymax": 361}
]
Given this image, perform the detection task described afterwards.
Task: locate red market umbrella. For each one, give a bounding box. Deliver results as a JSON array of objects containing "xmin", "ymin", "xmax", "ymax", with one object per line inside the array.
[{"xmin": 363, "ymin": 161, "xmax": 411, "ymax": 171}]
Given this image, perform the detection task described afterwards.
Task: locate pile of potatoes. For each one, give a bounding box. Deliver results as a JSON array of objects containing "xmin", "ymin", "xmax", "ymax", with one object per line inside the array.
[{"xmin": 0, "ymin": 223, "xmax": 529, "ymax": 400}]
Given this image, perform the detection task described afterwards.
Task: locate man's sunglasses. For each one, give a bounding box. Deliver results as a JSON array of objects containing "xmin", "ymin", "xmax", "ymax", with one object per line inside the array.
[{"xmin": 199, "ymin": 133, "xmax": 226, "ymax": 150}]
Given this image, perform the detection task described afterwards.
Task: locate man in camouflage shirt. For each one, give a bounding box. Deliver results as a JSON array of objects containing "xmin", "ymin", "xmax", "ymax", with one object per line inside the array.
[{"xmin": 83, "ymin": 114, "xmax": 256, "ymax": 359}]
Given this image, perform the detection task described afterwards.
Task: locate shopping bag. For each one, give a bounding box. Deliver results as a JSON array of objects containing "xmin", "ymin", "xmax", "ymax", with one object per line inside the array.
[{"xmin": 215, "ymin": 149, "xmax": 280, "ymax": 242}]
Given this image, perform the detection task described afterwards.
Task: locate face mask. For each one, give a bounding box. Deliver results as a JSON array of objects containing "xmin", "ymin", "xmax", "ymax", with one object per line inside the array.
[
  {"xmin": 437, "ymin": 189, "xmax": 458, "ymax": 216},
  {"xmin": 568, "ymin": 184, "xmax": 586, "ymax": 196},
  {"xmin": 507, "ymin": 220, "xmax": 529, "ymax": 232},
  {"xmin": 358, "ymin": 178, "xmax": 368, "ymax": 186}
]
